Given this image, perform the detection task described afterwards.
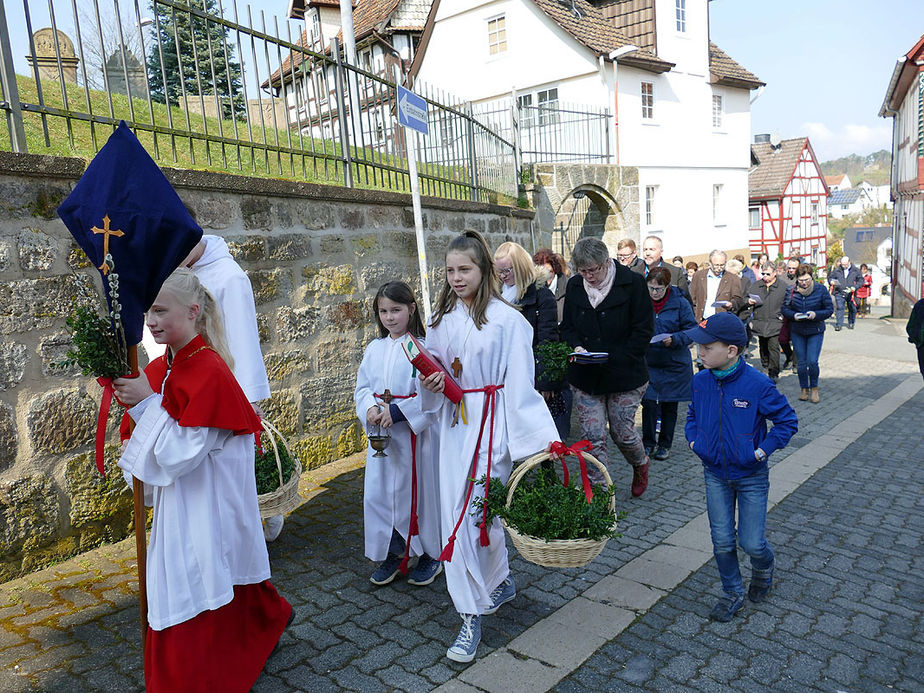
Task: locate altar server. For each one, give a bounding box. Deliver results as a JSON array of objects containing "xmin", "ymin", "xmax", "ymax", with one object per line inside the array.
[
  {"xmin": 141, "ymin": 234, "xmax": 283, "ymax": 541},
  {"xmin": 419, "ymin": 231, "xmax": 560, "ymax": 663},
  {"xmin": 354, "ymin": 281, "xmax": 441, "ymax": 587},
  {"xmin": 114, "ymin": 269, "xmax": 291, "ymax": 692}
]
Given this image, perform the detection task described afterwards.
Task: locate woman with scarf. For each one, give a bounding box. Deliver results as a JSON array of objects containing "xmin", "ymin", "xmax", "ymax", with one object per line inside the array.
[
  {"xmin": 641, "ymin": 267, "xmax": 696, "ymax": 462},
  {"xmin": 560, "ymin": 238, "xmax": 654, "ymax": 497},
  {"xmin": 780, "ymin": 264, "xmax": 834, "ymax": 403}
]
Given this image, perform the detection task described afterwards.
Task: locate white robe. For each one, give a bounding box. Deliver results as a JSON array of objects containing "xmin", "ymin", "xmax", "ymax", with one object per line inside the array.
[
  {"xmin": 354, "ymin": 335, "xmax": 440, "ymax": 561},
  {"xmin": 119, "ymin": 392, "xmax": 271, "ymax": 631},
  {"xmin": 419, "ymin": 299, "xmax": 559, "ymax": 614},
  {"xmin": 141, "ymin": 235, "xmax": 270, "ymax": 403}
]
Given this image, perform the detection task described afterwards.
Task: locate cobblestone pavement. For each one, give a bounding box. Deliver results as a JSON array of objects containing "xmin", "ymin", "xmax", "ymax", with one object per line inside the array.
[
  {"xmin": 553, "ymin": 387, "xmax": 924, "ymax": 693},
  {"xmin": 0, "ymin": 310, "xmax": 920, "ymax": 692}
]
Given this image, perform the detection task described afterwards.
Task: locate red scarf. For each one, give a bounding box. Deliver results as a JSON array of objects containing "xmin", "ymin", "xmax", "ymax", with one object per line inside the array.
[{"xmin": 651, "ymin": 293, "xmax": 669, "ymax": 314}]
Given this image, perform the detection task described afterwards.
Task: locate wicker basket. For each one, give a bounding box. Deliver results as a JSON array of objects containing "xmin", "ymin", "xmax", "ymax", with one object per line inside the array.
[
  {"xmin": 256, "ymin": 420, "xmax": 303, "ymax": 519},
  {"xmin": 501, "ymin": 450, "xmax": 617, "ymax": 568}
]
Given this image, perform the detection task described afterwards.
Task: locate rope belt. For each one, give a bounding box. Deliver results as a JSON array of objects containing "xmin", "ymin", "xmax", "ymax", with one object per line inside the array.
[
  {"xmin": 375, "ymin": 391, "xmax": 418, "ymax": 575},
  {"xmin": 438, "ymin": 384, "xmax": 504, "ymax": 562}
]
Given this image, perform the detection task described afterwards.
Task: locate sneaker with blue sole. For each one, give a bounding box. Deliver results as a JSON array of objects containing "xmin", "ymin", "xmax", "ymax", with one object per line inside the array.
[
  {"xmin": 483, "ymin": 577, "xmax": 516, "ymax": 615},
  {"xmin": 369, "ymin": 553, "xmax": 403, "ymax": 585},
  {"xmin": 709, "ymin": 593, "xmax": 745, "ymax": 622},
  {"xmin": 407, "ymin": 555, "xmax": 443, "ymax": 586},
  {"xmin": 446, "ymin": 613, "xmax": 481, "ymax": 663}
]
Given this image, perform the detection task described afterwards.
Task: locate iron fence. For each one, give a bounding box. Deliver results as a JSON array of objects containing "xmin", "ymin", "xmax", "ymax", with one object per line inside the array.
[
  {"xmin": 473, "ymin": 97, "xmax": 611, "ymax": 166},
  {"xmin": 0, "ymin": 0, "xmax": 518, "ymax": 204}
]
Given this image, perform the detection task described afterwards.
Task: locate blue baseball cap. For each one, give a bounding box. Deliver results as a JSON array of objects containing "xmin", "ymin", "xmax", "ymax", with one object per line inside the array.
[{"xmin": 684, "ymin": 312, "xmax": 747, "ymax": 348}]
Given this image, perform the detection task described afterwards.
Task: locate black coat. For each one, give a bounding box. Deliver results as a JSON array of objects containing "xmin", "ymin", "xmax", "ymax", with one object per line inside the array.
[
  {"xmin": 517, "ymin": 281, "xmax": 559, "ymax": 391},
  {"xmin": 828, "ymin": 264, "xmax": 862, "ymax": 296},
  {"xmin": 560, "ymin": 262, "xmax": 654, "ymax": 395}
]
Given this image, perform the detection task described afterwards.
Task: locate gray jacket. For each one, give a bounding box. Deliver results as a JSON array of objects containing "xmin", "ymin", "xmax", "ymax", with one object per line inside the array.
[{"xmin": 744, "ymin": 278, "xmax": 787, "ymax": 337}]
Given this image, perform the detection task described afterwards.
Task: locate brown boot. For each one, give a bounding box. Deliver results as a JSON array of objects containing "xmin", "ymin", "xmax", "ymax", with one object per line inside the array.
[
  {"xmin": 810, "ymin": 387, "xmax": 820, "ymax": 403},
  {"xmin": 631, "ymin": 462, "xmax": 649, "ymax": 498},
  {"xmin": 798, "ymin": 388, "xmax": 809, "ymax": 401}
]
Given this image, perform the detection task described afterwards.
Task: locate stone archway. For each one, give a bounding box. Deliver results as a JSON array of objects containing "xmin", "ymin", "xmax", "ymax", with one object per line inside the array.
[{"xmin": 529, "ymin": 163, "xmax": 639, "ymax": 261}]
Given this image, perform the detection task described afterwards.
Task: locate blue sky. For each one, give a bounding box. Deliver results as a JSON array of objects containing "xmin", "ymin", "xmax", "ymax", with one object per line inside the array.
[
  {"xmin": 5, "ymin": 1, "xmax": 924, "ymax": 162},
  {"xmin": 710, "ymin": 0, "xmax": 924, "ymax": 161}
]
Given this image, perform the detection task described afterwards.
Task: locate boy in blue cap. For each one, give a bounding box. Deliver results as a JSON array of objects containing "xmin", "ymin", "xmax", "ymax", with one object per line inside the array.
[{"xmin": 684, "ymin": 312, "xmax": 798, "ymax": 622}]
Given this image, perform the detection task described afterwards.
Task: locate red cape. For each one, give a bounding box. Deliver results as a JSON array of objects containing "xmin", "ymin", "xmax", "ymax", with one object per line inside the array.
[{"xmin": 121, "ymin": 335, "xmax": 261, "ymax": 440}]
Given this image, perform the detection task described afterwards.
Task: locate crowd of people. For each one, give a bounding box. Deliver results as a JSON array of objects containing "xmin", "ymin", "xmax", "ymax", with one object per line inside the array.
[{"xmin": 114, "ymin": 228, "xmax": 892, "ymax": 684}]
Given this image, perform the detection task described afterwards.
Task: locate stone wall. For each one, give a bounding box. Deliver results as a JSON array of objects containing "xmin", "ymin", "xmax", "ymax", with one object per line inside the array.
[{"xmin": 0, "ymin": 151, "xmax": 534, "ymax": 582}]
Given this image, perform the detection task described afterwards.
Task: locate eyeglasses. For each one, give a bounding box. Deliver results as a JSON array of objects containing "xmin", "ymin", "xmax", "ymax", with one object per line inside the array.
[
  {"xmin": 797, "ymin": 277, "xmax": 813, "ymax": 283},
  {"xmin": 616, "ymin": 253, "xmax": 634, "ymax": 259},
  {"xmin": 710, "ymin": 263, "xmax": 726, "ymax": 269},
  {"xmin": 578, "ymin": 264, "xmax": 605, "ymax": 277},
  {"xmin": 647, "ymin": 285, "xmax": 667, "ymax": 293},
  {"xmin": 497, "ymin": 268, "xmax": 512, "ymax": 277}
]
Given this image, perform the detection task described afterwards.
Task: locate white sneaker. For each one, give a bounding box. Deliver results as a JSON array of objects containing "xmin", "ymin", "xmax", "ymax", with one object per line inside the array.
[{"xmin": 263, "ymin": 515, "xmax": 284, "ymax": 542}]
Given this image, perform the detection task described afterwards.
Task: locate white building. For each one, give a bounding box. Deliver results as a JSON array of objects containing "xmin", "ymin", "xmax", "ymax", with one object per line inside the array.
[
  {"xmin": 879, "ymin": 32, "xmax": 924, "ymax": 316},
  {"xmin": 410, "ymin": 0, "xmax": 763, "ymax": 258}
]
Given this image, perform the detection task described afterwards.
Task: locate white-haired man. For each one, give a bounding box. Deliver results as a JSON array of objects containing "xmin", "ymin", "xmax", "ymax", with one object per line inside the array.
[
  {"xmin": 827, "ymin": 256, "xmax": 862, "ymax": 330},
  {"xmin": 689, "ymin": 250, "xmax": 744, "ymax": 323}
]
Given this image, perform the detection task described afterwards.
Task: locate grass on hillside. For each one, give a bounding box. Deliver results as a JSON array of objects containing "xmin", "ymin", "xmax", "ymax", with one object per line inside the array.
[{"xmin": 0, "ymin": 74, "xmax": 511, "ymax": 203}]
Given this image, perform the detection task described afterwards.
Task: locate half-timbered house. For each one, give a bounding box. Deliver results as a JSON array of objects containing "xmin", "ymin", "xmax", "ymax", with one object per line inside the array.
[
  {"xmin": 879, "ymin": 32, "xmax": 924, "ymax": 316},
  {"xmin": 748, "ymin": 135, "xmax": 829, "ymax": 264}
]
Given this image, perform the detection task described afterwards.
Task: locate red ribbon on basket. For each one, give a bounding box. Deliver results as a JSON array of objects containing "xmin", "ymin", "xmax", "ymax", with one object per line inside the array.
[{"xmin": 549, "ymin": 440, "xmax": 595, "ymax": 503}]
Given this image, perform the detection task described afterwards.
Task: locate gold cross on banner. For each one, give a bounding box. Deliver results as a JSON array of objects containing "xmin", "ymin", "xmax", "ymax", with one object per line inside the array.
[{"xmin": 90, "ymin": 214, "xmax": 124, "ymax": 274}]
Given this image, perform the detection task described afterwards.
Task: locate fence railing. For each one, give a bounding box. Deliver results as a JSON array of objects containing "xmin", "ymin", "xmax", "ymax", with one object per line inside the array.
[
  {"xmin": 473, "ymin": 97, "xmax": 612, "ymax": 167},
  {"xmin": 0, "ymin": 0, "xmax": 518, "ymax": 204}
]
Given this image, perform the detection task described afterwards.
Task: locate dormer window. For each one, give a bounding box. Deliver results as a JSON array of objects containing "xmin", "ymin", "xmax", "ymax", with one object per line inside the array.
[
  {"xmin": 488, "ymin": 16, "xmax": 507, "ymax": 56},
  {"xmin": 675, "ymin": 0, "xmax": 686, "ymax": 33}
]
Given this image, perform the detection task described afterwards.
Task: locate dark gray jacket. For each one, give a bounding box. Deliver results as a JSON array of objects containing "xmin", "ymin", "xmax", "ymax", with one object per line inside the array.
[{"xmin": 744, "ymin": 278, "xmax": 787, "ymax": 337}]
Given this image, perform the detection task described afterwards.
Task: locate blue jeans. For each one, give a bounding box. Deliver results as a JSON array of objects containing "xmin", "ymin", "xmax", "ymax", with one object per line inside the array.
[
  {"xmin": 790, "ymin": 331, "xmax": 824, "ymax": 388},
  {"xmin": 704, "ymin": 468, "xmax": 774, "ymax": 597},
  {"xmin": 834, "ymin": 293, "xmax": 856, "ymax": 328}
]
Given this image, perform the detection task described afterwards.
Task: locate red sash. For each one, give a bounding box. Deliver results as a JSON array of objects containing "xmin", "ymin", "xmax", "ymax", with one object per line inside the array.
[
  {"xmin": 438, "ymin": 384, "xmax": 504, "ymax": 562},
  {"xmin": 375, "ymin": 391, "xmax": 419, "ymax": 575}
]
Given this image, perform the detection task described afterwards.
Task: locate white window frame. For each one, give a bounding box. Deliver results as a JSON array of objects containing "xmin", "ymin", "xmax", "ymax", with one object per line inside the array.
[
  {"xmin": 675, "ymin": 0, "xmax": 687, "ymax": 33},
  {"xmin": 641, "ymin": 81, "xmax": 654, "ymax": 120},
  {"xmin": 487, "ymin": 15, "xmax": 507, "ymax": 56},
  {"xmin": 645, "ymin": 186, "xmax": 657, "ymax": 227},
  {"xmin": 811, "ymin": 202, "xmax": 819, "ymax": 224},
  {"xmin": 517, "ymin": 93, "xmax": 534, "ymax": 128},
  {"xmin": 712, "ymin": 94, "xmax": 723, "ymax": 129},
  {"xmin": 713, "ymin": 184, "xmax": 723, "ymax": 225},
  {"xmin": 749, "ymin": 207, "xmax": 760, "ymax": 229},
  {"xmin": 537, "ymin": 88, "xmax": 559, "ymax": 125},
  {"xmin": 310, "ymin": 10, "xmax": 321, "ymax": 42}
]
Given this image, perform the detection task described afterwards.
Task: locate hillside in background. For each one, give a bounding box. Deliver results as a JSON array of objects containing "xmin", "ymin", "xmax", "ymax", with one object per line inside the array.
[{"xmin": 820, "ymin": 150, "xmax": 891, "ymax": 185}]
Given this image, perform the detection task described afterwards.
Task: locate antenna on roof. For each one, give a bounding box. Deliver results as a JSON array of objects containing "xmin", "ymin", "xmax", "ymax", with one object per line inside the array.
[{"xmin": 769, "ymin": 132, "xmax": 782, "ymax": 150}]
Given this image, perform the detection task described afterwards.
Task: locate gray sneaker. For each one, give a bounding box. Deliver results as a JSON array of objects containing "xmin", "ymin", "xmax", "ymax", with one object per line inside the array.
[
  {"xmin": 446, "ymin": 613, "xmax": 481, "ymax": 663},
  {"xmin": 483, "ymin": 577, "xmax": 516, "ymax": 615}
]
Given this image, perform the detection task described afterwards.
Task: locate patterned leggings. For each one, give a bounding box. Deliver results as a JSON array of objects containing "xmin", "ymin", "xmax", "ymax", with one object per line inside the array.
[{"xmin": 572, "ymin": 383, "xmax": 649, "ymax": 482}]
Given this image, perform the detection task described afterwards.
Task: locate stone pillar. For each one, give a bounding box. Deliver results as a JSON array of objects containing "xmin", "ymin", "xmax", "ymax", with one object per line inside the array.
[
  {"xmin": 105, "ymin": 47, "xmax": 149, "ymax": 101},
  {"xmin": 26, "ymin": 28, "xmax": 79, "ymax": 84}
]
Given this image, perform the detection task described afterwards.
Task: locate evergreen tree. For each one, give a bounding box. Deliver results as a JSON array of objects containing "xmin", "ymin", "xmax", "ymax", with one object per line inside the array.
[{"xmin": 146, "ymin": 0, "xmax": 243, "ymax": 119}]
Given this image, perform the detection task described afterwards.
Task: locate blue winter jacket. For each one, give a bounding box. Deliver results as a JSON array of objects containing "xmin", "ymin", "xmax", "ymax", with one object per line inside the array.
[
  {"xmin": 685, "ymin": 359, "xmax": 798, "ymax": 480},
  {"xmin": 779, "ymin": 282, "xmax": 834, "ymax": 336},
  {"xmin": 643, "ymin": 286, "xmax": 697, "ymax": 403}
]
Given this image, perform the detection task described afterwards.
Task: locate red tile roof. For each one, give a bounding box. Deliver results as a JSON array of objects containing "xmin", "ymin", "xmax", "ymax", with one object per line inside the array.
[{"xmin": 749, "ymin": 138, "xmax": 807, "ymax": 199}]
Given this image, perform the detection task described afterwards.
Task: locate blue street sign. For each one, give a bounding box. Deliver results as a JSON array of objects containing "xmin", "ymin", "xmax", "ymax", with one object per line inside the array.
[{"xmin": 397, "ymin": 85, "xmax": 428, "ymax": 135}]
